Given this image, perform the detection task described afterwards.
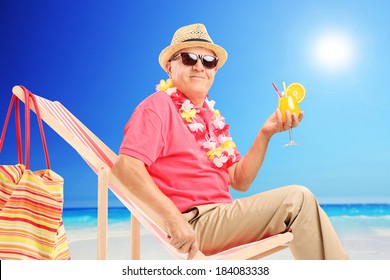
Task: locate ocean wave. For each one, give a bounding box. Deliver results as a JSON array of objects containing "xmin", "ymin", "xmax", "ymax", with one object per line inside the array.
[{"xmin": 330, "ymin": 215, "xmax": 390, "ymax": 219}]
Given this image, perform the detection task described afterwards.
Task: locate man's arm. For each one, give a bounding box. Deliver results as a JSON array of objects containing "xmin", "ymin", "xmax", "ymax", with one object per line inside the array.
[
  {"xmin": 229, "ymin": 109, "xmax": 304, "ymax": 192},
  {"xmin": 110, "ymin": 154, "xmax": 199, "ymax": 259}
]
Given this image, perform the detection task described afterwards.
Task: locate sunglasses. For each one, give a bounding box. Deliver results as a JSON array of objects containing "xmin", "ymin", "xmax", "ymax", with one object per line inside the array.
[{"xmin": 169, "ymin": 52, "xmax": 219, "ymax": 69}]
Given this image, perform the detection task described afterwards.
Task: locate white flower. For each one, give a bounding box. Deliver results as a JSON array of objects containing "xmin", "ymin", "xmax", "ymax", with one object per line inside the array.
[
  {"xmin": 165, "ymin": 87, "xmax": 177, "ymax": 96},
  {"xmin": 213, "ymin": 115, "xmax": 225, "ymax": 129},
  {"xmin": 213, "ymin": 155, "xmax": 228, "ymax": 168},
  {"xmin": 180, "ymin": 99, "xmax": 194, "ymax": 112},
  {"xmin": 218, "ymin": 135, "xmax": 232, "ymax": 144},
  {"xmin": 206, "ymin": 99, "xmax": 216, "ymax": 110},
  {"xmin": 203, "ymin": 137, "xmax": 217, "ymax": 150},
  {"xmin": 188, "ymin": 123, "xmax": 204, "ymax": 132}
]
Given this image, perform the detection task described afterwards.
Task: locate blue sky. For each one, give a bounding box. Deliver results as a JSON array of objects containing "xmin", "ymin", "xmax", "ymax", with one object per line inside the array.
[{"xmin": 1, "ymin": 0, "xmax": 389, "ymax": 208}]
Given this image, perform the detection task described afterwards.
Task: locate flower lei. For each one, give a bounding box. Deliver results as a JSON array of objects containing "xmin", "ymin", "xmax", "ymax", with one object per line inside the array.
[{"xmin": 156, "ymin": 79, "xmax": 239, "ymax": 168}]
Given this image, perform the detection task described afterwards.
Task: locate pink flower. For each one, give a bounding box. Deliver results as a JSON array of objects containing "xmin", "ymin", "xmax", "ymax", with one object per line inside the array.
[
  {"xmin": 214, "ymin": 124, "xmax": 230, "ymax": 137},
  {"xmin": 170, "ymin": 91, "xmax": 185, "ymax": 106}
]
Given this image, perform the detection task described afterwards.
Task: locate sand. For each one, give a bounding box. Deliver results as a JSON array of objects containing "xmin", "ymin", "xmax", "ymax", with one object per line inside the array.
[{"xmin": 66, "ymin": 217, "xmax": 390, "ymax": 260}]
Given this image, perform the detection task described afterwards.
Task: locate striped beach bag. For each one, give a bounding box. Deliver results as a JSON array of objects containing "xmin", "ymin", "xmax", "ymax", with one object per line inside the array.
[{"xmin": 0, "ymin": 86, "xmax": 70, "ymax": 259}]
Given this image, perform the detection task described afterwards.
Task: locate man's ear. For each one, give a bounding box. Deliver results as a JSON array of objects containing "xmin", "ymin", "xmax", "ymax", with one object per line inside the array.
[{"xmin": 166, "ymin": 62, "xmax": 172, "ymax": 75}]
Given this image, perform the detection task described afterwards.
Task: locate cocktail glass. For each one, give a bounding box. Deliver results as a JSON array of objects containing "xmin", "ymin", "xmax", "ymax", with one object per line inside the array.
[
  {"xmin": 272, "ymin": 82, "xmax": 305, "ymax": 147},
  {"xmin": 278, "ymin": 94, "xmax": 301, "ymax": 146}
]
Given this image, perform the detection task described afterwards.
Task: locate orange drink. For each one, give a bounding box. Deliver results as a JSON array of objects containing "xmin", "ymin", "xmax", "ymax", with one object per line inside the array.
[
  {"xmin": 278, "ymin": 82, "xmax": 305, "ymax": 121},
  {"xmin": 278, "ymin": 95, "xmax": 300, "ymax": 121}
]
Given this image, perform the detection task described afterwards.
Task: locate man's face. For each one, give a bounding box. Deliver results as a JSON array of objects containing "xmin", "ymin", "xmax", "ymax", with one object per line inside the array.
[{"xmin": 166, "ymin": 47, "xmax": 217, "ymax": 104}]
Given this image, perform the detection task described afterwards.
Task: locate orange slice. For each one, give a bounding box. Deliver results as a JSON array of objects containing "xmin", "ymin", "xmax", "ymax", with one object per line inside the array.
[{"xmin": 286, "ymin": 82, "xmax": 306, "ymax": 103}]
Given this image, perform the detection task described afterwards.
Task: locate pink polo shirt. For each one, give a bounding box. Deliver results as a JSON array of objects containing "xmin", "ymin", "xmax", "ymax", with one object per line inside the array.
[{"xmin": 119, "ymin": 91, "xmax": 240, "ymax": 212}]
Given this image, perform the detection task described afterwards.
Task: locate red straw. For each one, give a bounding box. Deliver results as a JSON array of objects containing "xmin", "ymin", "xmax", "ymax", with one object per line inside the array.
[{"xmin": 272, "ymin": 82, "xmax": 282, "ymax": 98}]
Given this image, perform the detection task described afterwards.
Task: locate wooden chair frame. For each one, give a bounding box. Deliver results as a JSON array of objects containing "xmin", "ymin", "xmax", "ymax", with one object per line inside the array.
[{"xmin": 12, "ymin": 85, "xmax": 293, "ymax": 260}]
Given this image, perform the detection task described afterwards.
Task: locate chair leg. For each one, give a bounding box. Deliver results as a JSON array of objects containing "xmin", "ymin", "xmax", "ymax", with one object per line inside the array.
[
  {"xmin": 97, "ymin": 166, "xmax": 108, "ymax": 260},
  {"xmin": 131, "ymin": 216, "xmax": 140, "ymax": 260}
]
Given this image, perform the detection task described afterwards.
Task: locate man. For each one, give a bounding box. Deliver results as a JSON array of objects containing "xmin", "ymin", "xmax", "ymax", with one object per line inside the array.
[{"xmin": 111, "ymin": 23, "xmax": 348, "ymax": 260}]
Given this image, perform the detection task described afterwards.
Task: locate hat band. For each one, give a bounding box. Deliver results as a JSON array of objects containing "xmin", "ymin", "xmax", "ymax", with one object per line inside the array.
[{"xmin": 182, "ymin": 38, "xmax": 212, "ymax": 43}]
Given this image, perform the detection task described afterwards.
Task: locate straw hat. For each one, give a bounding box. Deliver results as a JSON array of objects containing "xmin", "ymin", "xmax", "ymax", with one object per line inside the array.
[{"xmin": 159, "ymin": 23, "xmax": 228, "ymax": 71}]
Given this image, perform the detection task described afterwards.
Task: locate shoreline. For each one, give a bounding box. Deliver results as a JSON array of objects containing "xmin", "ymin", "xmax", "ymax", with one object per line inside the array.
[{"xmin": 65, "ymin": 215, "xmax": 390, "ymax": 260}]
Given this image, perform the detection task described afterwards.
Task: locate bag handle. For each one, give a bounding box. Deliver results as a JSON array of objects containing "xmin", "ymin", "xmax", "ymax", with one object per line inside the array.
[
  {"xmin": 0, "ymin": 95, "xmax": 23, "ymax": 163},
  {"xmin": 0, "ymin": 86, "xmax": 51, "ymax": 169},
  {"xmin": 22, "ymin": 86, "xmax": 51, "ymax": 169}
]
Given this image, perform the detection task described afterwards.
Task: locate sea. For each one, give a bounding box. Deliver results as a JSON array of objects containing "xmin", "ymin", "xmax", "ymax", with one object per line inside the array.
[{"xmin": 62, "ymin": 203, "xmax": 390, "ymax": 229}]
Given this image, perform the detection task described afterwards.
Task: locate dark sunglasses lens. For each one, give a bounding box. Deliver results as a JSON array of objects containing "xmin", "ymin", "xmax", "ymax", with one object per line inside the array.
[
  {"xmin": 179, "ymin": 53, "xmax": 218, "ymax": 69},
  {"xmin": 181, "ymin": 53, "xmax": 198, "ymax": 66},
  {"xmin": 202, "ymin": 55, "xmax": 218, "ymax": 69}
]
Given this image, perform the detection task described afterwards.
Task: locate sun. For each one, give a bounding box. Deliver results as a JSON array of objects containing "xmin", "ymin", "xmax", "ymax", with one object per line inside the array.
[{"xmin": 312, "ymin": 31, "xmax": 357, "ymax": 72}]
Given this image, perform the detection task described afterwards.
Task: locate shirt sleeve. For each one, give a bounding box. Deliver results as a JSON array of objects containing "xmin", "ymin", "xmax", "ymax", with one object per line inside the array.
[{"xmin": 119, "ymin": 106, "xmax": 164, "ymax": 166}]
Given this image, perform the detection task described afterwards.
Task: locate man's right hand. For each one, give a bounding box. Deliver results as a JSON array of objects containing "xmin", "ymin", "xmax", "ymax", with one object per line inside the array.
[{"xmin": 165, "ymin": 217, "xmax": 199, "ymax": 260}]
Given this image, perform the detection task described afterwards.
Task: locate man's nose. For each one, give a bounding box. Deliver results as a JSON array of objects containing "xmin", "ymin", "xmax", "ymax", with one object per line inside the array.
[{"xmin": 192, "ymin": 59, "xmax": 204, "ymax": 71}]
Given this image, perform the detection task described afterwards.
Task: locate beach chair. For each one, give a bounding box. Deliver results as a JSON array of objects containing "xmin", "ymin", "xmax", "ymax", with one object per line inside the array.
[{"xmin": 12, "ymin": 85, "xmax": 293, "ymax": 260}]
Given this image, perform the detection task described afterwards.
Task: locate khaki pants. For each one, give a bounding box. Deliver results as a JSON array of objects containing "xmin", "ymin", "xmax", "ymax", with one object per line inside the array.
[{"xmin": 183, "ymin": 185, "xmax": 349, "ymax": 260}]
